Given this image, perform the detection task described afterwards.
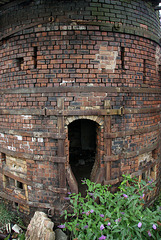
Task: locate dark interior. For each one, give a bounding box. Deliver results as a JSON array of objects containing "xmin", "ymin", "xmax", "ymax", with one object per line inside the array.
[{"xmin": 68, "ymin": 119, "xmax": 97, "ymax": 195}]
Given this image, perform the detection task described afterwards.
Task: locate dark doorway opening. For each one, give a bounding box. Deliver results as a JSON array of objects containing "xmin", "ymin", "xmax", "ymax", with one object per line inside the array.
[{"xmin": 68, "ymin": 119, "xmax": 97, "ymax": 195}]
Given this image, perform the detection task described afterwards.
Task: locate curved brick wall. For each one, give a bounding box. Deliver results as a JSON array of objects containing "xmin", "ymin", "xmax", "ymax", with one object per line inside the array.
[
  {"xmin": 0, "ymin": 0, "xmax": 160, "ymax": 42},
  {"xmin": 0, "ymin": 0, "xmax": 161, "ymax": 218}
]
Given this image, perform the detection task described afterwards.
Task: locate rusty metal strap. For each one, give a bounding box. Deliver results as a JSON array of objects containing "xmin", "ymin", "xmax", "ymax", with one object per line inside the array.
[
  {"xmin": 1, "ymin": 168, "xmax": 31, "ymax": 185},
  {"xmin": 104, "ymin": 155, "xmax": 120, "ymax": 162},
  {"xmin": 48, "ymin": 186, "xmax": 68, "ymax": 194},
  {"xmin": 47, "ymin": 107, "xmax": 161, "ymax": 116},
  {"xmin": 125, "ymin": 107, "xmax": 161, "ymax": 114},
  {"xmin": 0, "ymin": 191, "xmax": 52, "ymax": 208},
  {"xmin": 124, "ymin": 142, "xmax": 159, "ymax": 159},
  {"xmin": 0, "ymin": 108, "xmax": 120, "ymax": 116},
  {"xmin": 104, "ymin": 124, "xmax": 159, "ymax": 138},
  {"xmin": 2, "ymin": 86, "xmax": 161, "ymax": 94},
  {"xmin": 103, "ymin": 142, "xmax": 159, "ymax": 161},
  {"xmin": 0, "ymin": 106, "xmax": 160, "ymax": 116},
  {"xmin": 0, "ymin": 18, "xmax": 50, "ymax": 41},
  {"xmin": 104, "ymin": 178, "xmax": 120, "ymax": 185},
  {"xmin": 0, "ymin": 128, "xmax": 66, "ymax": 139},
  {"xmin": 53, "ymin": 157, "xmax": 66, "ymax": 163},
  {"xmin": 0, "ymin": 146, "xmax": 65, "ymax": 162},
  {"xmin": 47, "ymin": 108, "xmax": 124, "ymax": 116},
  {"xmin": 0, "ymin": 108, "xmax": 45, "ymax": 115},
  {"xmin": 0, "ymin": 146, "xmax": 33, "ymax": 160}
]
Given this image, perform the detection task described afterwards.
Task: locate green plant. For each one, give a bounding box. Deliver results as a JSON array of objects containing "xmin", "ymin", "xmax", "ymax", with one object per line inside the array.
[
  {"xmin": 0, "ymin": 201, "xmax": 26, "ymax": 239},
  {"xmin": 15, "ymin": 206, "xmax": 25, "ymax": 228},
  {"xmin": 17, "ymin": 232, "xmax": 26, "ymax": 240},
  {"xmin": 59, "ymin": 175, "xmax": 161, "ymax": 240},
  {"xmin": 4, "ymin": 234, "xmax": 11, "ymax": 240},
  {"xmin": 4, "ymin": 232, "xmax": 25, "ymax": 240},
  {"xmin": 0, "ymin": 202, "xmax": 15, "ymax": 226}
]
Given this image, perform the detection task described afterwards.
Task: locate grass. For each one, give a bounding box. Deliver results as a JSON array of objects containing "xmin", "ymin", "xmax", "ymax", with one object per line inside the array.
[
  {"xmin": 0, "ymin": 201, "xmax": 16, "ymax": 227},
  {"xmin": 0, "ymin": 200, "xmax": 26, "ymax": 240}
]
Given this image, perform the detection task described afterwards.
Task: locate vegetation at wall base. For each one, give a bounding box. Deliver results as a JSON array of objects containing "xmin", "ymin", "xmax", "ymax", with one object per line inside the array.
[
  {"xmin": 0, "ymin": 200, "xmax": 26, "ymax": 240},
  {"xmin": 0, "ymin": 201, "xmax": 15, "ymax": 227},
  {"xmin": 59, "ymin": 175, "xmax": 161, "ymax": 240}
]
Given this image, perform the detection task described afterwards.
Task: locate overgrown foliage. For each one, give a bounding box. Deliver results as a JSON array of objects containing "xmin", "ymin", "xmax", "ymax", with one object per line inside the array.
[
  {"xmin": 59, "ymin": 175, "xmax": 161, "ymax": 240},
  {"xmin": 0, "ymin": 201, "xmax": 26, "ymax": 240},
  {"xmin": 0, "ymin": 202, "xmax": 15, "ymax": 226}
]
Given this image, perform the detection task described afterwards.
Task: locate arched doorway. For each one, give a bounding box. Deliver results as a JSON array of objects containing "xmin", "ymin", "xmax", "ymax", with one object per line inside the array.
[{"xmin": 68, "ymin": 119, "xmax": 98, "ymax": 195}]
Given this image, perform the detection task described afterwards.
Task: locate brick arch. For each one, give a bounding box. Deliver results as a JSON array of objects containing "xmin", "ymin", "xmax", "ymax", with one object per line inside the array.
[{"xmin": 65, "ymin": 115, "xmax": 104, "ymax": 127}]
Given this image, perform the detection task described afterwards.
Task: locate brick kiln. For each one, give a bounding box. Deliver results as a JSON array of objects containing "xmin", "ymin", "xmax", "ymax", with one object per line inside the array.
[{"xmin": 0, "ymin": 0, "xmax": 161, "ymax": 218}]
